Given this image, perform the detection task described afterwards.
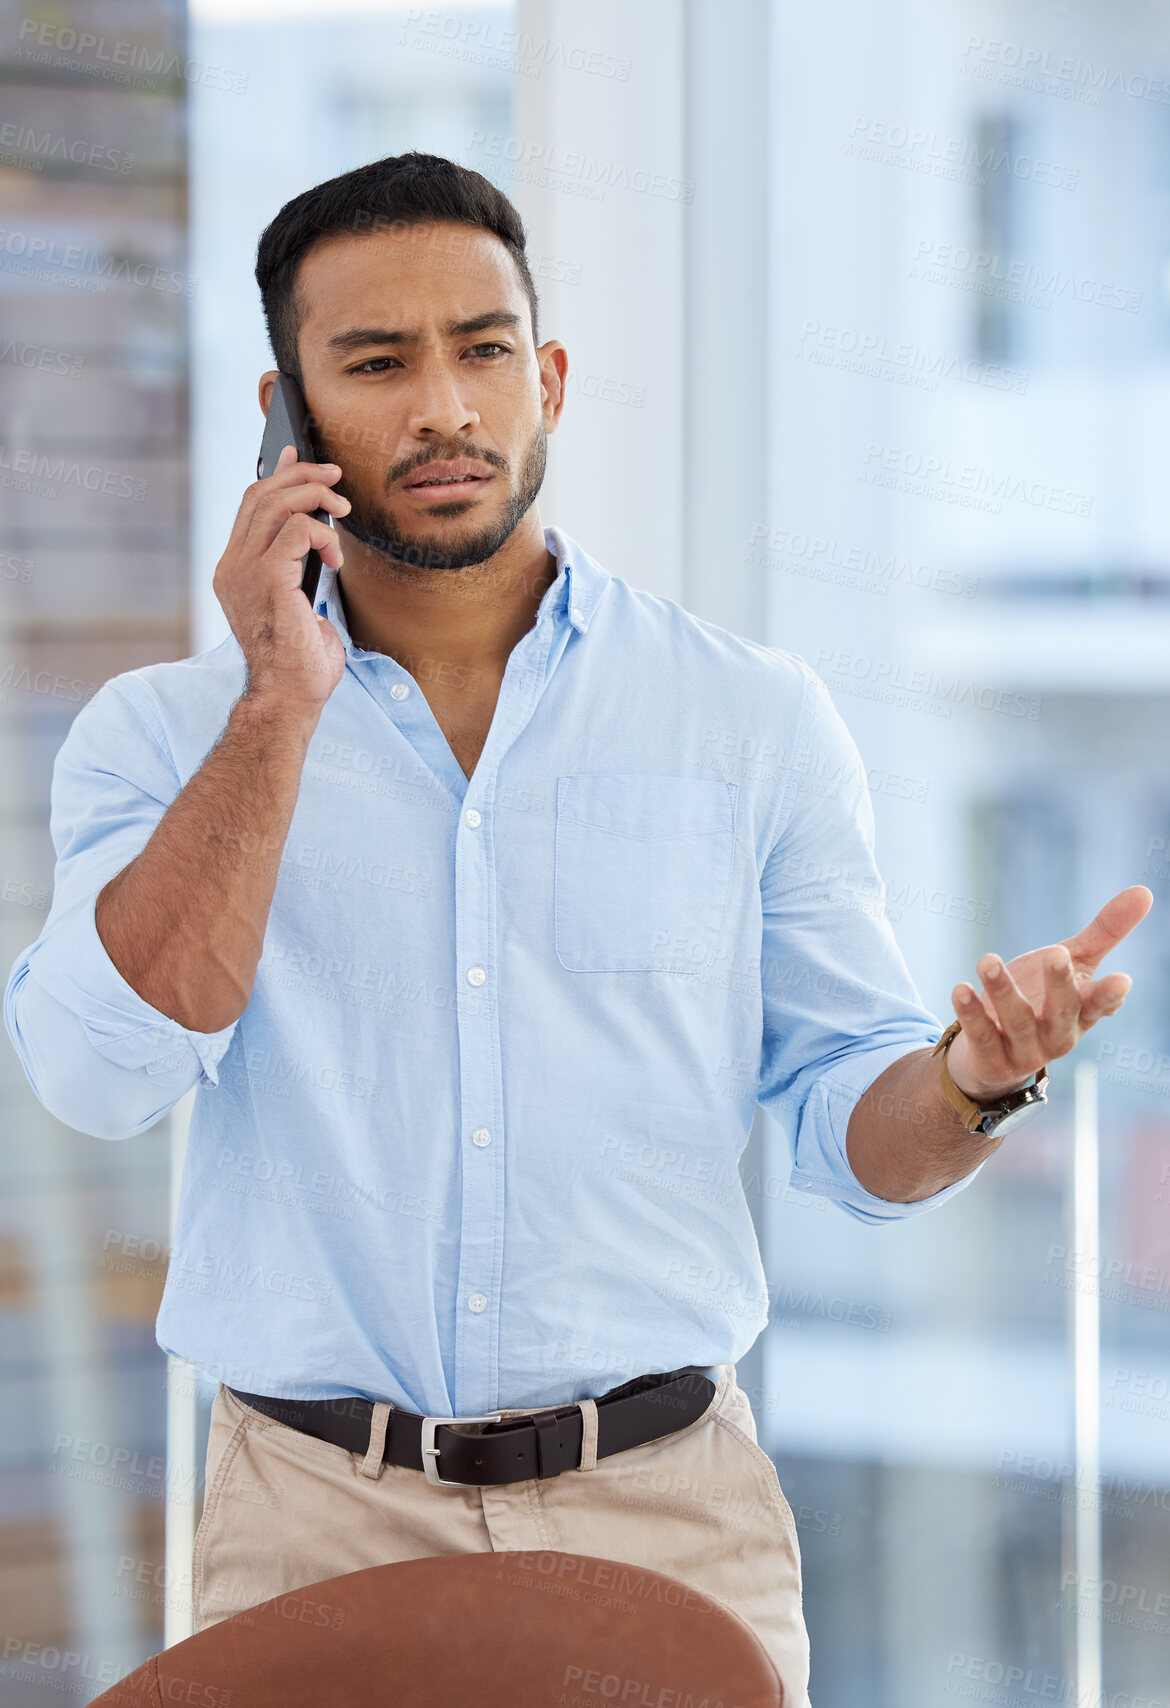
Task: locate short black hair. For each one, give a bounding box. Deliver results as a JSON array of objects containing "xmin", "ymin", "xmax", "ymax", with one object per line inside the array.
[{"xmin": 254, "ymin": 151, "xmax": 540, "ymax": 380}]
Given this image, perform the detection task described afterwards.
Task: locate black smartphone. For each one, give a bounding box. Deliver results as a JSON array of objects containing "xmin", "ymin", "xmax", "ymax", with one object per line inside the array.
[{"xmin": 257, "ymin": 373, "xmax": 332, "ymax": 605}]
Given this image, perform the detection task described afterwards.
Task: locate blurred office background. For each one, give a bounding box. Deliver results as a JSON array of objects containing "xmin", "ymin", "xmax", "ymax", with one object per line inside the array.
[{"xmin": 0, "ymin": 0, "xmax": 1167, "ymax": 1702}]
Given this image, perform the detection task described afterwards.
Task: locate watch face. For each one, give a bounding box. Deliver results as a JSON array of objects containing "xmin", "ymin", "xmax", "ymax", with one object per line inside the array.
[{"xmin": 983, "ymin": 1098, "xmax": 1045, "ymax": 1139}]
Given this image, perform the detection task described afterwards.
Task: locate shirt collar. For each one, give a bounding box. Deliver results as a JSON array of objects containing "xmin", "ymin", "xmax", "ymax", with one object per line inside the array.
[
  {"xmin": 540, "ymin": 524, "xmax": 609, "ymax": 635},
  {"xmin": 314, "ymin": 523, "xmax": 609, "ymax": 650}
]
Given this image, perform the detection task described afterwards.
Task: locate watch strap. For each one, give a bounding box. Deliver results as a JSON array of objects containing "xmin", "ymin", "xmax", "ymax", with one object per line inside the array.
[{"xmin": 931, "ymin": 1020, "xmax": 985, "ymax": 1133}]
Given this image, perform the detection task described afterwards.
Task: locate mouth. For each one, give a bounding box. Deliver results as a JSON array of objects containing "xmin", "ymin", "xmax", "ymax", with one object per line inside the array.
[{"xmin": 401, "ymin": 459, "xmax": 495, "ymax": 501}]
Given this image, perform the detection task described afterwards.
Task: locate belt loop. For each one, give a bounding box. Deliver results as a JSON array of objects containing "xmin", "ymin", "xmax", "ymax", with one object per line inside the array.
[
  {"xmin": 577, "ymin": 1398, "xmax": 598, "ymax": 1472},
  {"xmin": 360, "ymin": 1402, "xmax": 392, "ymax": 1480}
]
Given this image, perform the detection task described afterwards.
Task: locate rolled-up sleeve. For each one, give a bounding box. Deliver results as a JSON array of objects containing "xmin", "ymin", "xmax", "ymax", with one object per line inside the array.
[
  {"xmin": 4, "ymin": 676, "xmax": 237, "ymax": 1140},
  {"xmin": 757, "ymin": 661, "xmax": 985, "ymax": 1222}
]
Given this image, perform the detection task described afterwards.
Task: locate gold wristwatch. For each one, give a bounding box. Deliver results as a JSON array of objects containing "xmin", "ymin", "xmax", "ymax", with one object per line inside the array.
[{"xmin": 931, "ymin": 1018, "xmax": 1049, "ymax": 1138}]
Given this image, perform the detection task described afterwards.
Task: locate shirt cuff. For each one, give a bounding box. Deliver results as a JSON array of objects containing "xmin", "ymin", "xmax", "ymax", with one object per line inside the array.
[
  {"xmin": 788, "ymin": 1034, "xmax": 987, "ymax": 1223},
  {"xmin": 24, "ymin": 895, "xmax": 237, "ymax": 1084}
]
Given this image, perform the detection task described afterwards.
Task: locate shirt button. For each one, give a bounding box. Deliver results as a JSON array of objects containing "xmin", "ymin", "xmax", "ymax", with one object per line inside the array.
[
  {"xmin": 472, "ymin": 1127, "xmax": 492, "ymax": 1147},
  {"xmin": 570, "ymin": 608, "xmax": 583, "ymax": 624},
  {"xmin": 465, "ymin": 808, "xmax": 482, "ymax": 828},
  {"xmin": 467, "ymin": 1292, "xmax": 488, "ymax": 1314},
  {"xmin": 390, "ymin": 682, "xmax": 409, "ymax": 701},
  {"xmin": 466, "ymin": 966, "xmax": 487, "ymax": 986}
]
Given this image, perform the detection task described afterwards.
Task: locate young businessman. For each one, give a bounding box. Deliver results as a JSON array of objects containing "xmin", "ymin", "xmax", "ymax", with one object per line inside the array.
[{"xmin": 5, "ymin": 153, "xmax": 1149, "ymax": 1697}]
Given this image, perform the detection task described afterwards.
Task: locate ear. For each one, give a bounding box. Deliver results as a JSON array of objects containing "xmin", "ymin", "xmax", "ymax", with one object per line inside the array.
[
  {"xmin": 537, "ymin": 341, "xmax": 568, "ymax": 433},
  {"xmin": 258, "ymin": 370, "xmax": 280, "ymax": 418}
]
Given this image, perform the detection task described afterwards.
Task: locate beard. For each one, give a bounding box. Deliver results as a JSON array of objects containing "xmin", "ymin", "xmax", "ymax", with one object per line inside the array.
[{"xmin": 324, "ymin": 422, "xmax": 548, "ymax": 574}]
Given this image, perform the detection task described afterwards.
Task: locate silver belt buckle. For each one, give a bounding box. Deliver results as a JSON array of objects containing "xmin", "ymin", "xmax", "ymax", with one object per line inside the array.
[{"xmin": 420, "ymin": 1412, "xmax": 504, "ymax": 1487}]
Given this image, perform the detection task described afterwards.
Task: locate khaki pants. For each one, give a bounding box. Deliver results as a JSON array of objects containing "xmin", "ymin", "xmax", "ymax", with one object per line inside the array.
[{"xmin": 193, "ymin": 1364, "xmax": 811, "ymax": 1705}]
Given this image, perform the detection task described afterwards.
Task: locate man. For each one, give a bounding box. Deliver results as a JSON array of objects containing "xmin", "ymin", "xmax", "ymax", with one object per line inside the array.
[{"xmin": 4, "ymin": 152, "xmax": 1149, "ymax": 1698}]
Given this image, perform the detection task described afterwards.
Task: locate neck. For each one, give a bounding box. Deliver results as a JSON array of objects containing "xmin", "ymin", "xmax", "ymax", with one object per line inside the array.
[{"xmin": 333, "ymin": 509, "xmax": 558, "ymax": 676}]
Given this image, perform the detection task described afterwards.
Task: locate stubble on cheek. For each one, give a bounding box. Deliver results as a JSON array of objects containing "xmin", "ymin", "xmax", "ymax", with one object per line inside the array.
[{"xmin": 326, "ymin": 420, "xmax": 548, "ymax": 573}]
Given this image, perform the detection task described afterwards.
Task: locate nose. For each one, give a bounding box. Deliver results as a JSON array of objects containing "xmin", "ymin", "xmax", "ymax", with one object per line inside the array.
[{"xmin": 405, "ymin": 354, "xmax": 480, "ymax": 441}]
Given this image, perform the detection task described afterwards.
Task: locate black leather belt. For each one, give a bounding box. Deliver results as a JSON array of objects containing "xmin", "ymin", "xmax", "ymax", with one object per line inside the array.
[{"xmin": 227, "ymin": 1366, "xmax": 717, "ymax": 1488}]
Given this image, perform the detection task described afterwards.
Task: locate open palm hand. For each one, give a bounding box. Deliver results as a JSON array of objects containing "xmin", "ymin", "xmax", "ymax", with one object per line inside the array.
[{"xmin": 945, "ymin": 885, "xmax": 1153, "ymax": 1103}]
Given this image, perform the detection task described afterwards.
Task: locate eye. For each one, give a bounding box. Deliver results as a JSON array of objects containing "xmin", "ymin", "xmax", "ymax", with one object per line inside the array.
[
  {"xmin": 468, "ymin": 343, "xmax": 509, "ymax": 358},
  {"xmin": 348, "ymin": 356, "xmax": 398, "ymax": 375}
]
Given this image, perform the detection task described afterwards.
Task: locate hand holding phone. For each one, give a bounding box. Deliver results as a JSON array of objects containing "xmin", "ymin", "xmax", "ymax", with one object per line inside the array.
[
  {"xmin": 257, "ymin": 374, "xmax": 333, "ymax": 604},
  {"xmin": 211, "ymin": 381, "xmax": 349, "ymax": 718}
]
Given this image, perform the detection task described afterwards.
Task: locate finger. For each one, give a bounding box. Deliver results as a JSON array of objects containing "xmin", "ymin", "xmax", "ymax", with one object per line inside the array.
[
  {"xmin": 1061, "ymin": 886, "xmax": 1153, "ymax": 973},
  {"xmin": 1036, "ymin": 944, "xmax": 1081, "ymax": 1057},
  {"xmin": 260, "ymin": 452, "xmax": 343, "ymax": 488},
  {"xmin": 235, "ymin": 455, "xmax": 344, "ymax": 532},
  {"xmin": 243, "ymin": 484, "xmax": 350, "ymax": 558},
  {"xmin": 976, "ymin": 953, "xmax": 1041, "ymax": 1066},
  {"xmin": 252, "ymin": 480, "xmax": 351, "ymax": 523},
  {"xmin": 316, "ymin": 612, "xmax": 345, "ymax": 665},
  {"xmin": 219, "ymin": 457, "xmax": 340, "ymax": 565},
  {"xmin": 1076, "ymin": 972, "xmax": 1132, "ymax": 1030},
  {"xmin": 252, "ymin": 443, "xmax": 298, "ymax": 481},
  {"xmin": 263, "ymin": 515, "xmax": 344, "ymax": 579},
  {"xmin": 952, "ymin": 982, "xmax": 1006, "ymax": 1058}
]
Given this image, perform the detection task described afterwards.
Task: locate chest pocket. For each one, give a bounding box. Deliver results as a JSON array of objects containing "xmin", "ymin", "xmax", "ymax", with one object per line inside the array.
[{"xmin": 554, "ymin": 774, "xmax": 738, "ymax": 972}]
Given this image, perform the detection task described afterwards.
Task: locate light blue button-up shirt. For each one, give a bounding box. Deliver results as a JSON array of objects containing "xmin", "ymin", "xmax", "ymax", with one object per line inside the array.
[{"xmin": 5, "ymin": 526, "xmax": 979, "ymax": 1415}]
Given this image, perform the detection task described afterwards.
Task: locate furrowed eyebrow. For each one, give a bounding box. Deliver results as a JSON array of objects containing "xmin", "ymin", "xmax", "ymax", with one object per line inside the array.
[{"xmin": 326, "ymin": 311, "xmax": 522, "ymax": 353}]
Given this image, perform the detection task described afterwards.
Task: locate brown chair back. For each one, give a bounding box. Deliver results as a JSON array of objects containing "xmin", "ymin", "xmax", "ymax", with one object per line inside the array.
[{"xmin": 89, "ymin": 1549, "xmax": 783, "ymax": 1706}]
